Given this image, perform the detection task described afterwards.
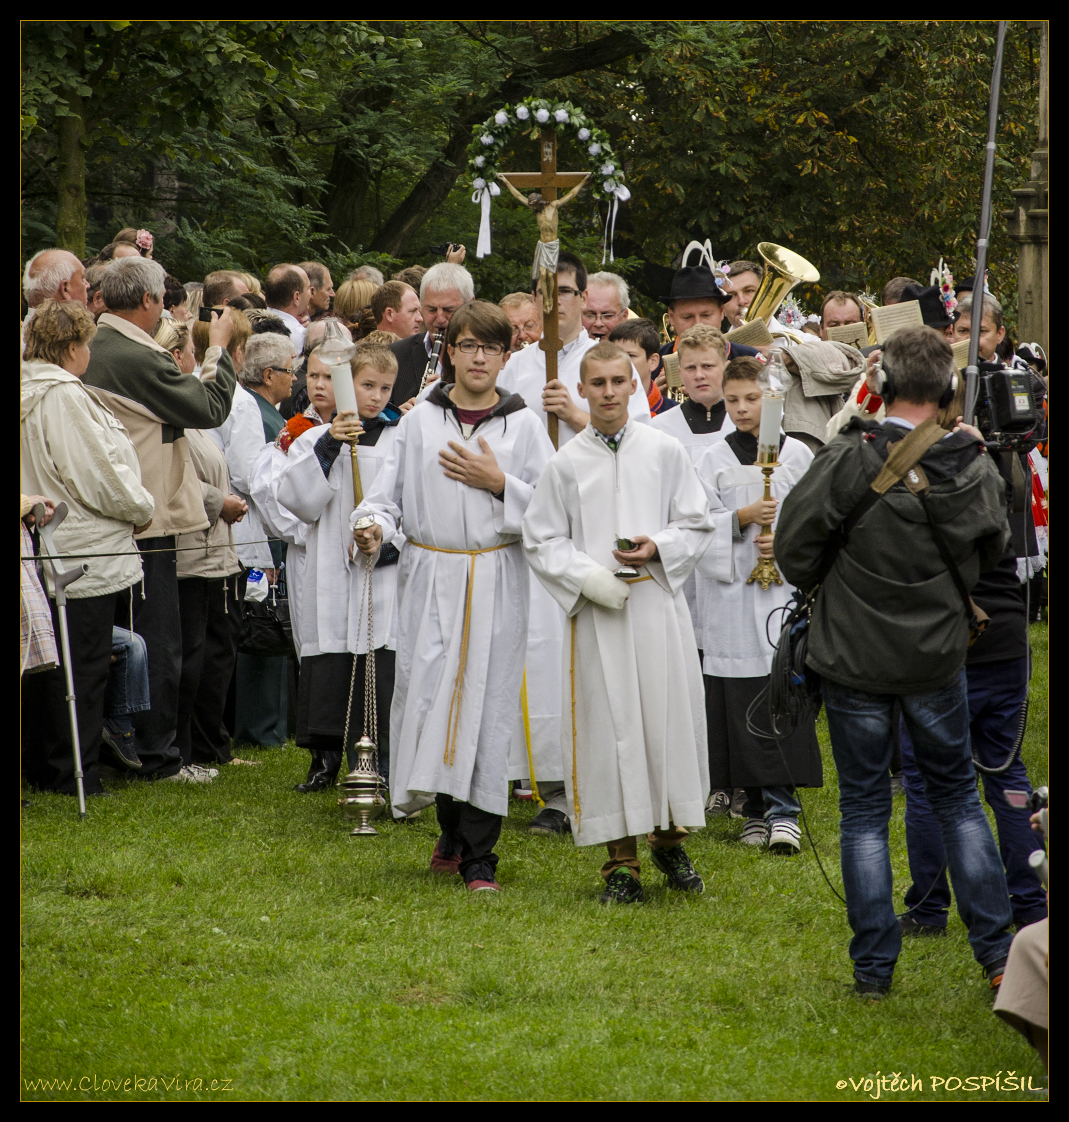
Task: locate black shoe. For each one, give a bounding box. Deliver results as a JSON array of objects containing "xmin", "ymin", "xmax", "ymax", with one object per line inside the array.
[
  {"xmin": 101, "ymin": 720, "xmax": 142, "ymax": 769},
  {"xmin": 984, "ymin": 958, "xmax": 1008, "ymax": 991},
  {"xmin": 899, "ymin": 913, "xmax": 947, "ymax": 937},
  {"xmin": 852, "ymin": 979, "xmax": 891, "ymax": 999},
  {"xmin": 600, "ymin": 869, "xmax": 644, "ymax": 905},
  {"xmin": 528, "ymin": 806, "xmax": 571, "ymax": 835},
  {"xmin": 650, "ymin": 844, "xmax": 704, "ymax": 893},
  {"xmin": 294, "ymin": 750, "xmax": 343, "ymax": 792}
]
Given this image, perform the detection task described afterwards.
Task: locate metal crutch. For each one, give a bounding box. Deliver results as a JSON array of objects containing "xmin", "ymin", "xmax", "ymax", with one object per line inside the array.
[{"xmin": 33, "ymin": 502, "xmax": 90, "ymax": 818}]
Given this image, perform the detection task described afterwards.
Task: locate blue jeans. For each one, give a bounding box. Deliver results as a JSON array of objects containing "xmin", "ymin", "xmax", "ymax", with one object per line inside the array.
[
  {"xmin": 104, "ymin": 627, "xmax": 151, "ymax": 721},
  {"xmin": 901, "ymin": 657, "xmax": 1047, "ymax": 929},
  {"xmin": 822, "ymin": 670, "xmax": 1013, "ymax": 987},
  {"xmin": 742, "ymin": 785, "xmax": 800, "ymax": 822}
]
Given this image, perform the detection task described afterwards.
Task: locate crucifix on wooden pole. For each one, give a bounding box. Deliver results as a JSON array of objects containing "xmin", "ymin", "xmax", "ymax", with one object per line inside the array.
[{"xmin": 497, "ymin": 128, "xmax": 590, "ymax": 449}]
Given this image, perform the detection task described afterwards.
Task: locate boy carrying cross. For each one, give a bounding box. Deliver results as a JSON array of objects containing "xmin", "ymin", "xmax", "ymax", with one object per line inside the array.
[
  {"xmin": 354, "ymin": 302, "xmax": 555, "ymax": 892},
  {"xmin": 522, "ymin": 342, "xmax": 716, "ymax": 903}
]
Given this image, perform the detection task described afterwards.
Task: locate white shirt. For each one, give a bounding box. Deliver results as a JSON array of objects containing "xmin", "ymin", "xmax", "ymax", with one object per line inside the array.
[{"xmin": 269, "ymin": 308, "xmax": 306, "ymax": 355}]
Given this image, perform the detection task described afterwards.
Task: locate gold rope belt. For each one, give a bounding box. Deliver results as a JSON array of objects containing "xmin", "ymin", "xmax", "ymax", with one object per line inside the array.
[{"xmin": 408, "ymin": 539, "xmax": 515, "ymax": 766}]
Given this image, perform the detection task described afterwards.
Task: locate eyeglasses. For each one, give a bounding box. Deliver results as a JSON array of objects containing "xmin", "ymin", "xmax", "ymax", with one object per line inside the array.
[
  {"xmin": 268, "ymin": 366, "xmax": 297, "ymax": 375},
  {"xmin": 456, "ymin": 340, "xmax": 505, "ymax": 356},
  {"xmin": 583, "ymin": 310, "xmax": 624, "ymax": 324},
  {"xmin": 557, "ymin": 287, "xmax": 581, "ymax": 298}
]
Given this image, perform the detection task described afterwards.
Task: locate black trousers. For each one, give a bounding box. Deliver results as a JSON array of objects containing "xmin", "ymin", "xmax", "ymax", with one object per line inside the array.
[
  {"xmin": 435, "ymin": 794, "xmax": 502, "ymax": 880},
  {"xmin": 190, "ymin": 572, "xmax": 243, "ymax": 765},
  {"xmin": 177, "ymin": 576, "xmax": 230, "ymax": 767},
  {"xmin": 21, "ymin": 591, "xmax": 116, "ymax": 795},
  {"xmin": 128, "ymin": 538, "xmax": 183, "ymax": 778}
]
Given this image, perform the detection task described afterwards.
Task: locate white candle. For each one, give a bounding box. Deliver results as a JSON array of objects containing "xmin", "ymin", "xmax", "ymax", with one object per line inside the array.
[
  {"xmin": 331, "ymin": 363, "xmax": 358, "ymax": 417},
  {"xmin": 758, "ymin": 393, "xmax": 783, "ymax": 462}
]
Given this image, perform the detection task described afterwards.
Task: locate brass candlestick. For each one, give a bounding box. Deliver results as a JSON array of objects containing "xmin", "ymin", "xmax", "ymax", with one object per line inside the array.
[{"xmin": 746, "ymin": 460, "xmax": 783, "ymax": 591}]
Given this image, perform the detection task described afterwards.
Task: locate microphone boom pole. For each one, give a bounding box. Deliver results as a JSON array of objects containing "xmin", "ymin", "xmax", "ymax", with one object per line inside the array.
[{"xmin": 964, "ymin": 20, "xmax": 1009, "ymax": 424}]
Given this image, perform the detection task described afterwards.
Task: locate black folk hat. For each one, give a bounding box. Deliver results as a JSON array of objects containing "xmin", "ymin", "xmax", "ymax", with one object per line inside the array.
[
  {"xmin": 665, "ymin": 265, "xmax": 727, "ymax": 306},
  {"xmin": 953, "ymin": 274, "xmax": 978, "ymax": 297},
  {"xmin": 899, "ymin": 283, "xmax": 954, "ymax": 330}
]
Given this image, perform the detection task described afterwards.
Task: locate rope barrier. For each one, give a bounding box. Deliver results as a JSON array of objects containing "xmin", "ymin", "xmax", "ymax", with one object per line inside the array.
[{"xmin": 21, "ymin": 536, "xmax": 286, "ymax": 561}]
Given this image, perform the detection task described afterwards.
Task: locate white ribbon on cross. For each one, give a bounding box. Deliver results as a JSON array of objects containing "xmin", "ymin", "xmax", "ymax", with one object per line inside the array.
[
  {"xmin": 601, "ymin": 185, "xmax": 632, "ymax": 264},
  {"xmin": 472, "ymin": 180, "xmax": 501, "ymax": 258}
]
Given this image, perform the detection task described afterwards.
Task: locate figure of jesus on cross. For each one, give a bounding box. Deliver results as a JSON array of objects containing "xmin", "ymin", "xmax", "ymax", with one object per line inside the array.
[{"xmin": 497, "ymin": 128, "xmax": 591, "ymax": 447}]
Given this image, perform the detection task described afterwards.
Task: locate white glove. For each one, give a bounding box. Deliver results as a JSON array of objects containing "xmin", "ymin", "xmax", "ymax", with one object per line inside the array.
[{"xmin": 581, "ymin": 566, "xmax": 630, "ymax": 611}]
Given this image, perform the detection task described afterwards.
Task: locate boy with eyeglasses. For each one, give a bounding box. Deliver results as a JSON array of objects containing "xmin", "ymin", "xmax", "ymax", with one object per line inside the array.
[{"xmin": 354, "ymin": 302, "xmax": 555, "ymax": 892}]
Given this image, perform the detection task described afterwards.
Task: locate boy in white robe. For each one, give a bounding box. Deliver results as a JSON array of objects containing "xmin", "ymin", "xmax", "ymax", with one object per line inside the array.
[
  {"xmin": 522, "ymin": 342, "xmax": 715, "ymax": 904},
  {"xmin": 650, "ymin": 324, "xmax": 738, "ymax": 816},
  {"xmin": 695, "ymin": 356, "xmax": 821, "ymax": 855},
  {"xmin": 497, "ymin": 253, "xmax": 650, "ymax": 836},
  {"xmin": 278, "ymin": 344, "xmax": 403, "ymax": 792},
  {"xmin": 354, "ymin": 302, "xmax": 555, "ymax": 892}
]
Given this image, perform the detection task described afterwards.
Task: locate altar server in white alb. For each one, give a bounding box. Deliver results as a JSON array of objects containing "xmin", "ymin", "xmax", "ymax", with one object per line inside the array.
[
  {"xmin": 522, "ymin": 342, "xmax": 715, "ymax": 905},
  {"xmin": 354, "ymin": 302, "xmax": 555, "ymax": 893},
  {"xmin": 278, "ymin": 344, "xmax": 403, "ymax": 794},
  {"xmin": 695, "ymin": 356, "xmax": 822, "ymax": 856},
  {"xmin": 496, "ymin": 252, "xmax": 650, "ymax": 835}
]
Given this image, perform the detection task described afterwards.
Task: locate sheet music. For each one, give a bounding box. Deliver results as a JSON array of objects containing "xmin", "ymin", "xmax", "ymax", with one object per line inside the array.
[
  {"xmin": 726, "ymin": 318, "xmax": 774, "ymax": 347},
  {"xmin": 871, "ymin": 300, "xmax": 923, "ymax": 345},
  {"xmin": 662, "ymin": 351, "xmax": 682, "ymax": 389},
  {"xmin": 951, "ymin": 338, "xmax": 971, "ymax": 371},
  {"xmin": 826, "ymin": 321, "xmax": 869, "ymax": 349}
]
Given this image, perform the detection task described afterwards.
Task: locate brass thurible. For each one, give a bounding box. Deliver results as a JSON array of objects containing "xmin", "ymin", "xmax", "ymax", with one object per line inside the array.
[
  {"xmin": 339, "ymin": 734, "xmax": 387, "ymax": 836},
  {"xmin": 746, "ymin": 460, "xmax": 783, "ymax": 591}
]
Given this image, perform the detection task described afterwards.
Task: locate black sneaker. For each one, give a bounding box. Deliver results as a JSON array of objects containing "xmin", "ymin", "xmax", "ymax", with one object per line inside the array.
[
  {"xmin": 852, "ymin": 979, "xmax": 891, "ymax": 999},
  {"xmin": 899, "ymin": 913, "xmax": 947, "ymax": 937},
  {"xmin": 983, "ymin": 958, "xmax": 1008, "ymax": 991},
  {"xmin": 650, "ymin": 844, "xmax": 704, "ymax": 893},
  {"xmin": 528, "ymin": 806, "xmax": 571, "ymax": 835},
  {"xmin": 599, "ymin": 869, "xmax": 644, "ymax": 905},
  {"xmin": 101, "ymin": 720, "xmax": 142, "ymax": 769}
]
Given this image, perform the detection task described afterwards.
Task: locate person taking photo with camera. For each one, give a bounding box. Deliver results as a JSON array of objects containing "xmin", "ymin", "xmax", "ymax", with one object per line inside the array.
[{"xmin": 774, "ymin": 325, "xmax": 1015, "ymax": 999}]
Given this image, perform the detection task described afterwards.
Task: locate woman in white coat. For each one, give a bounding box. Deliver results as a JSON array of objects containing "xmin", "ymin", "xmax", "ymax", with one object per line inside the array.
[{"xmin": 20, "ymin": 300, "xmax": 155, "ymax": 795}]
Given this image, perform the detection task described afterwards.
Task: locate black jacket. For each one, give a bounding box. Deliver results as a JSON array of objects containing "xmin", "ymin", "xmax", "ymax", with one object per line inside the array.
[
  {"xmin": 775, "ymin": 417, "xmax": 1011, "ymax": 694},
  {"xmin": 389, "ymin": 332, "xmax": 432, "ymax": 407}
]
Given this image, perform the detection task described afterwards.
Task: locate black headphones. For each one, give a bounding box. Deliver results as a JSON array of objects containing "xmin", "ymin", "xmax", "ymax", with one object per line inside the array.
[{"xmin": 876, "ymin": 359, "xmax": 958, "ymax": 409}]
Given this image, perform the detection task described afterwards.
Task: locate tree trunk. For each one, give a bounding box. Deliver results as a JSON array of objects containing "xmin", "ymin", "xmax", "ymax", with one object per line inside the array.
[{"xmin": 55, "ymin": 28, "xmax": 87, "ymax": 257}]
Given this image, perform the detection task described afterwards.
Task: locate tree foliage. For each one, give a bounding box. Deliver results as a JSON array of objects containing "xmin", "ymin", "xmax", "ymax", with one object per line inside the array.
[{"xmin": 22, "ymin": 20, "xmax": 1041, "ymax": 329}]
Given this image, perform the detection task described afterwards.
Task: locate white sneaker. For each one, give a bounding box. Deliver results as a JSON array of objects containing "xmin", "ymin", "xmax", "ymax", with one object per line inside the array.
[
  {"xmin": 740, "ymin": 817, "xmax": 768, "ymax": 846},
  {"xmin": 705, "ymin": 789, "xmax": 732, "ymax": 816},
  {"xmin": 768, "ymin": 819, "xmax": 801, "ymax": 855},
  {"xmin": 164, "ymin": 765, "xmax": 215, "ymax": 784},
  {"xmin": 729, "ymin": 788, "xmax": 748, "ymax": 819}
]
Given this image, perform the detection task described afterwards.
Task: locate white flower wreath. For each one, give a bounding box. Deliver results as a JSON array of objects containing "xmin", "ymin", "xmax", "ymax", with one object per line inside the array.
[{"xmin": 466, "ymin": 98, "xmax": 631, "ymax": 260}]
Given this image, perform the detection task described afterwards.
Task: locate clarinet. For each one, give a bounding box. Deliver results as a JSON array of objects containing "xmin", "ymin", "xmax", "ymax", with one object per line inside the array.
[{"xmin": 419, "ymin": 330, "xmax": 445, "ymax": 394}]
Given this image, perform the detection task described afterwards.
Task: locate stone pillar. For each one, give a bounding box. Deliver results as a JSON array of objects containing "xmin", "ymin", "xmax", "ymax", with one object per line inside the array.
[{"xmin": 1004, "ymin": 21, "xmax": 1048, "ymax": 353}]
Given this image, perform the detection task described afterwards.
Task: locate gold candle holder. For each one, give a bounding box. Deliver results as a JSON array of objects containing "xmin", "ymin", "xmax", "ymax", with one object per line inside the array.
[{"xmin": 746, "ymin": 459, "xmax": 783, "ymax": 591}]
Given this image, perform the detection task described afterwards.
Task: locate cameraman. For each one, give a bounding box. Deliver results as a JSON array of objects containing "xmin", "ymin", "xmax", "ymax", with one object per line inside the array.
[{"xmin": 776, "ymin": 326, "xmax": 1014, "ymax": 998}]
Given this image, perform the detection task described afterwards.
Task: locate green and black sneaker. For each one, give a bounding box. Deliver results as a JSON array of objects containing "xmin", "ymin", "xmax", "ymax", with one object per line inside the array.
[
  {"xmin": 599, "ymin": 869, "xmax": 644, "ymax": 905},
  {"xmin": 650, "ymin": 845, "xmax": 704, "ymax": 893}
]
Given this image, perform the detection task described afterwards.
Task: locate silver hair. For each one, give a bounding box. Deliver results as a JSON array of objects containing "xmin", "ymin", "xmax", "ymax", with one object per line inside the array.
[
  {"xmin": 349, "ymin": 265, "xmax": 385, "ymax": 286},
  {"xmin": 22, "ymin": 249, "xmax": 81, "ymax": 308},
  {"xmin": 241, "ymin": 332, "xmax": 296, "ymax": 387},
  {"xmin": 100, "ymin": 257, "xmax": 166, "ymax": 311},
  {"xmin": 586, "ymin": 271, "xmax": 631, "ymax": 310},
  {"xmin": 955, "ymin": 292, "xmax": 1004, "ymax": 325},
  {"xmin": 420, "ymin": 262, "xmax": 475, "ymax": 303}
]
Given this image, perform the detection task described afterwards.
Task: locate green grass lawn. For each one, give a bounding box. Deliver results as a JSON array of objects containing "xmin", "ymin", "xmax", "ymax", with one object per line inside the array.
[{"xmin": 20, "ymin": 625, "xmax": 1048, "ymax": 1102}]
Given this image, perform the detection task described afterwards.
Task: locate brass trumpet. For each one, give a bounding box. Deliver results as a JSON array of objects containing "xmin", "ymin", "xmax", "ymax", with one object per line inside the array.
[{"xmin": 740, "ymin": 242, "xmax": 821, "ymax": 344}]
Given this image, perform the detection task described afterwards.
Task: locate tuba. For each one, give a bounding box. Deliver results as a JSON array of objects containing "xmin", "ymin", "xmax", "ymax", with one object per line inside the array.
[
  {"xmin": 741, "ymin": 243, "xmax": 821, "ymax": 344},
  {"xmin": 856, "ymin": 292, "xmax": 879, "ymax": 346}
]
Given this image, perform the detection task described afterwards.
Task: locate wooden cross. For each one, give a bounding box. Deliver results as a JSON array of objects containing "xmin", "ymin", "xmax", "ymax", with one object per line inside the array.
[{"xmin": 500, "ymin": 128, "xmax": 587, "ymax": 449}]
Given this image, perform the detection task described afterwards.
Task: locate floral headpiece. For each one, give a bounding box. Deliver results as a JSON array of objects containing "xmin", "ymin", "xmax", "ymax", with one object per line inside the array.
[
  {"xmin": 929, "ymin": 258, "xmax": 957, "ymax": 316},
  {"xmin": 778, "ymin": 295, "xmax": 808, "ymax": 330},
  {"xmin": 276, "ymin": 414, "xmax": 315, "ymax": 454},
  {"xmin": 135, "ymin": 229, "xmax": 154, "ymax": 254}
]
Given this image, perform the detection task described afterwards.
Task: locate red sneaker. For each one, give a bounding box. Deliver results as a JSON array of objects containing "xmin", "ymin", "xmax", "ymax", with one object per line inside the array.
[
  {"xmin": 430, "ymin": 840, "xmax": 462, "ymax": 876},
  {"xmin": 466, "ymin": 879, "xmax": 501, "ymax": 893}
]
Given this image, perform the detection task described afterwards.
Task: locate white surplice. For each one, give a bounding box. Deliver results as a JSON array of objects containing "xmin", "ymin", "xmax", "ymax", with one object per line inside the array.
[
  {"xmin": 497, "ymin": 331, "xmax": 651, "ymax": 789},
  {"xmin": 651, "ymin": 403, "xmax": 736, "ymax": 651},
  {"xmin": 251, "ymin": 441, "xmax": 310, "ymax": 657},
  {"xmin": 277, "ymin": 424, "xmax": 403, "ymax": 658},
  {"xmin": 210, "ymin": 386, "xmax": 273, "ymax": 569},
  {"xmin": 694, "ymin": 435, "xmax": 813, "ymax": 677},
  {"xmin": 355, "ymin": 388, "xmax": 555, "ymax": 817},
  {"xmin": 522, "ymin": 420, "xmax": 715, "ymax": 846}
]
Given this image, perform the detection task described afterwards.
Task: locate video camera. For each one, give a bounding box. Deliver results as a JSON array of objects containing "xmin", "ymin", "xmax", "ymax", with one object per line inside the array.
[
  {"xmin": 427, "ymin": 242, "xmax": 462, "ymax": 257},
  {"xmin": 973, "ymin": 360, "xmax": 1041, "ymax": 453}
]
